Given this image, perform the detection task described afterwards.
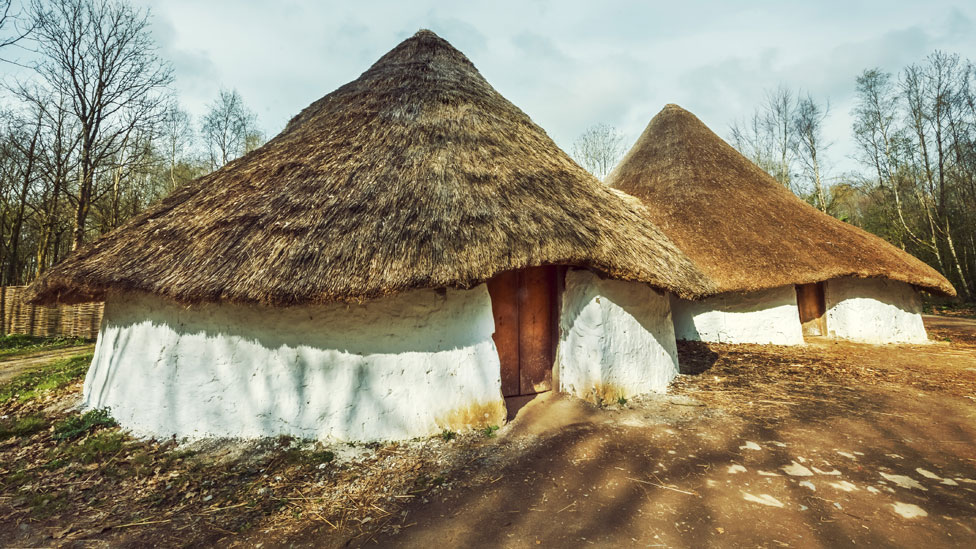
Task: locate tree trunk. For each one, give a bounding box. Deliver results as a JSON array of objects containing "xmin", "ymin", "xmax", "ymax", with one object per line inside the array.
[
  {"xmin": 943, "ymin": 219, "xmax": 971, "ymax": 298},
  {"xmin": 72, "ymin": 145, "xmax": 95, "ymax": 251},
  {"xmin": 6, "ymin": 118, "xmax": 42, "ymax": 286}
]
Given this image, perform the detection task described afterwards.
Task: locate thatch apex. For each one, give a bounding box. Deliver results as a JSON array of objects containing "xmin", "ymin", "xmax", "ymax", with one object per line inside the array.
[
  {"xmin": 27, "ymin": 32, "xmax": 713, "ymax": 306},
  {"xmin": 607, "ymin": 104, "xmax": 956, "ymax": 297}
]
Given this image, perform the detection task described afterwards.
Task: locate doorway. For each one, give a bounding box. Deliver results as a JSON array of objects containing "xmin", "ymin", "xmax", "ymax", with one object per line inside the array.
[
  {"xmin": 796, "ymin": 282, "xmax": 827, "ymax": 337},
  {"xmin": 486, "ymin": 266, "xmax": 562, "ymax": 399}
]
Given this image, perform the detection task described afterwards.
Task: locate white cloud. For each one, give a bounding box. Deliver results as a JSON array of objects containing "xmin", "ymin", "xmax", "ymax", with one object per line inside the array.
[{"xmin": 131, "ymin": 1, "xmax": 976, "ymax": 174}]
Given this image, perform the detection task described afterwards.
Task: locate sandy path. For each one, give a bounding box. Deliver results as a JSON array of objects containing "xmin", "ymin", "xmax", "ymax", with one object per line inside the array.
[
  {"xmin": 359, "ymin": 317, "xmax": 976, "ymax": 547},
  {"xmin": 0, "ymin": 345, "xmax": 95, "ymax": 385}
]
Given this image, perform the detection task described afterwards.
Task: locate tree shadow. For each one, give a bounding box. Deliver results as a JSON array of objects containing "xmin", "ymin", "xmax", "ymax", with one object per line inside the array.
[
  {"xmin": 312, "ymin": 339, "xmax": 976, "ymax": 548},
  {"xmin": 676, "ymin": 340, "xmax": 719, "ymax": 375}
]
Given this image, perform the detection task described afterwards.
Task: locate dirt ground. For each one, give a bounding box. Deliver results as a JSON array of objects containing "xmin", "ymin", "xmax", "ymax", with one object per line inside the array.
[
  {"xmin": 0, "ymin": 346, "xmax": 95, "ymax": 385},
  {"xmin": 1, "ymin": 316, "xmax": 975, "ymax": 548}
]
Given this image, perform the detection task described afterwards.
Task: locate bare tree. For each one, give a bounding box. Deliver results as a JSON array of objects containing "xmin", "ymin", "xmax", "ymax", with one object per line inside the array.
[
  {"xmin": 0, "ymin": 0, "xmax": 34, "ymax": 62},
  {"xmin": 30, "ymin": 0, "xmax": 173, "ymax": 250},
  {"xmin": 766, "ymin": 87, "xmax": 797, "ymax": 190},
  {"xmin": 792, "ymin": 94, "xmax": 830, "ymax": 212},
  {"xmin": 852, "ymin": 68, "xmax": 920, "ymax": 249},
  {"xmin": 729, "ymin": 86, "xmax": 797, "ymax": 190},
  {"xmin": 852, "ymin": 55, "xmax": 975, "ymax": 298},
  {"xmin": 571, "ymin": 123, "xmax": 625, "ymax": 181},
  {"xmin": 730, "ymin": 110, "xmax": 777, "ymax": 176},
  {"xmin": 32, "ymin": 89, "xmax": 78, "ymax": 275},
  {"xmin": 1, "ymin": 106, "xmax": 43, "ymax": 286},
  {"xmin": 201, "ymin": 88, "xmax": 262, "ymax": 171},
  {"xmin": 160, "ymin": 101, "xmax": 196, "ymax": 192}
]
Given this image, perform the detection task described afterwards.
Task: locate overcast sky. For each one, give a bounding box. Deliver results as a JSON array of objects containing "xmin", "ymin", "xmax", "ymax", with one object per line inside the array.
[{"xmin": 33, "ymin": 1, "xmax": 976, "ymax": 175}]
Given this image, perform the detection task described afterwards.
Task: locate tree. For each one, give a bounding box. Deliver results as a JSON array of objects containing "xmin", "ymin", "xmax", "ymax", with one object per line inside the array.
[
  {"xmin": 160, "ymin": 101, "xmax": 197, "ymax": 193},
  {"xmin": 571, "ymin": 123, "xmax": 625, "ymax": 181},
  {"xmin": 792, "ymin": 94, "xmax": 830, "ymax": 212},
  {"xmin": 852, "ymin": 55, "xmax": 975, "ymax": 298},
  {"xmin": 30, "ymin": 0, "xmax": 173, "ymax": 251},
  {"xmin": 730, "ymin": 109, "xmax": 777, "ymax": 176},
  {"xmin": 0, "ymin": 0, "xmax": 33, "ymax": 62},
  {"xmin": 2, "ymin": 105, "xmax": 43, "ymax": 286},
  {"xmin": 730, "ymin": 86, "xmax": 797, "ymax": 190},
  {"xmin": 31, "ymin": 89, "xmax": 78, "ymax": 275},
  {"xmin": 201, "ymin": 88, "xmax": 262, "ymax": 171}
]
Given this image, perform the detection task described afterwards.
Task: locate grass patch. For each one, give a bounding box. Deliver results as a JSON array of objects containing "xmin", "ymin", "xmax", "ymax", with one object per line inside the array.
[
  {"xmin": 412, "ymin": 472, "xmax": 447, "ymax": 492},
  {"xmin": 57, "ymin": 430, "xmax": 127, "ymax": 464},
  {"xmin": 27, "ymin": 490, "xmax": 69, "ymax": 518},
  {"xmin": 0, "ymin": 352, "xmax": 93, "ymax": 403},
  {"xmin": 923, "ymin": 300, "xmax": 976, "ymax": 318},
  {"xmin": 0, "ymin": 414, "xmax": 48, "ymax": 440},
  {"xmin": 0, "ymin": 334, "xmax": 89, "ymax": 358},
  {"xmin": 53, "ymin": 408, "xmax": 117, "ymax": 441},
  {"xmin": 481, "ymin": 425, "xmax": 500, "ymax": 438},
  {"xmin": 281, "ymin": 446, "xmax": 336, "ymax": 468}
]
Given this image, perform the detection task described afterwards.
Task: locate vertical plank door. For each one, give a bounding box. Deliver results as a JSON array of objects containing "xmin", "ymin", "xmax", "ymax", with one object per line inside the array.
[
  {"xmin": 518, "ymin": 267, "xmax": 555, "ymax": 394},
  {"xmin": 487, "ymin": 270, "xmax": 521, "ymax": 397},
  {"xmin": 796, "ymin": 282, "xmax": 827, "ymax": 336},
  {"xmin": 486, "ymin": 266, "xmax": 559, "ymax": 397}
]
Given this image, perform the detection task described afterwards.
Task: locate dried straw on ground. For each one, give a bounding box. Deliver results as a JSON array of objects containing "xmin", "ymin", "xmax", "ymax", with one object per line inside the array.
[
  {"xmin": 607, "ymin": 104, "xmax": 955, "ymax": 297},
  {"xmin": 27, "ymin": 31, "xmax": 712, "ymax": 306}
]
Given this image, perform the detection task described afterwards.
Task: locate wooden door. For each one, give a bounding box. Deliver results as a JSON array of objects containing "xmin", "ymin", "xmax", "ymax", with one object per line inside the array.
[
  {"xmin": 489, "ymin": 270, "xmax": 521, "ymax": 397},
  {"xmin": 796, "ymin": 282, "xmax": 827, "ymax": 336},
  {"xmin": 486, "ymin": 266, "xmax": 559, "ymax": 397}
]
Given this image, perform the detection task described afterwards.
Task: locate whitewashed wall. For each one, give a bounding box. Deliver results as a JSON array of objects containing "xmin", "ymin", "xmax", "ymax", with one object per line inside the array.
[
  {"xmin": 84, "ymin": 287, "xmax": 506, "ymax": 442},
  {"xmin": 670, "ymin": 285, "xmax": 804, "ymax": 345},
  {"xmin": 824, "ymin": 278, "xmax": 928, "ymax": 344},
  {"xmin": 557, "ymin": 269, "xmax": 679, "ymax": 402}
]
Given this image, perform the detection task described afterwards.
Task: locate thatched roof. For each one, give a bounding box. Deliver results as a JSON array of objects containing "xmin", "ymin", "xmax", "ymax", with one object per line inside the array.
[
  {"xmin": 607, "ymin": 104, "xmax": 956, "ymax": 297},
  {"xmin": 27, "ymin": 31, "xmax": 712, "ymax": 307}
]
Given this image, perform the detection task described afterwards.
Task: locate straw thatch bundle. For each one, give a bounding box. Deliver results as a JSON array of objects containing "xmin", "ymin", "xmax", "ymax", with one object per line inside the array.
[
  {"xmin": 607, "ymin": 104, "xmax": 955, "ymax": 297},
  {"xmin": 27, "ymin": 31, "xmax": 712, "ymax": 306}
]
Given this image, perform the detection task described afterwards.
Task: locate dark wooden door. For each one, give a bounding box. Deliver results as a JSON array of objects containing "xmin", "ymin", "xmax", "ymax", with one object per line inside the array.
[
  {"xmin": 487, "ymin": 266, "xmax": 559, "ymax": 397},
  {"xmin": 796, "ymin": 282, "xmax": 827, "ymax": 336}
]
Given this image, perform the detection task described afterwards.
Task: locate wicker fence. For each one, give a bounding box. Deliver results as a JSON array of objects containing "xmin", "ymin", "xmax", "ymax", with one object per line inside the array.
[{"xmin": 0, "ymin": 286, "xmax": 103, "ymax": 340}]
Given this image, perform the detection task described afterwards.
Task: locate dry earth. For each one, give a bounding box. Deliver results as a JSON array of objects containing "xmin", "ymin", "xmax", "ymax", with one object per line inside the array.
[{"xmin": 1, "ymin": 316, "xmax": 974, "ymax": 548}]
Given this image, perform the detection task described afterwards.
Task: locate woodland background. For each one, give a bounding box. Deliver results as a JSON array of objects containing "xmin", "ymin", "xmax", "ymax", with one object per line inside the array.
[{"xmin": 574, "ymin": 52, "xmax": 976, "ymax": 301}]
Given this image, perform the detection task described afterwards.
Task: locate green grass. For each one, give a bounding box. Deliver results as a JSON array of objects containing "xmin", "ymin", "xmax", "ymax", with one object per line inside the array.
[
  {"xmin": 0, "ymin": 414, "xmax": 49, "ymax": 440},
  {"xmin": 0, "ymin": 334, "xmax": 90, "ymax": 359},
  {"xmin": 0, "ymin": 352, "xmax": 93, "ymax": 403},
  {"xmin": 53, "ymin": 408, "xmax": 117, "ymax": 441},
  {"xmin": 280, "ymin": 446, "xmax": 336, "ymax": 468},
  {"xmin": 56, "ymin": 430, "xmax": 127, "ymax": 464}
]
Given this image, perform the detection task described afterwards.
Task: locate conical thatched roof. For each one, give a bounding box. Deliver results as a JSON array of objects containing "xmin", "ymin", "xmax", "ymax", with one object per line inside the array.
[
  {"xmin": 28, "ymin": 31, "xmax": 712, "ymax": 306},
  {"xmin": 607, "ymin": 104, "xmax": 955, "ymax": 297}
]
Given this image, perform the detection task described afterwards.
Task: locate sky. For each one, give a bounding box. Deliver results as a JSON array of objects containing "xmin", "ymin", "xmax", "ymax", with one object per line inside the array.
[{"xmin": 10, "ymin": 1, "xmax": 976, "ymax": 176}]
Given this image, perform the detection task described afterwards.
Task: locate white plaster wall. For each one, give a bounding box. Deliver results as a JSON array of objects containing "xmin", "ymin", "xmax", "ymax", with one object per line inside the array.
[
  {"xmin": 670, "ymin": 285, "xmax": 805, "ymax": 345},
  {"xmin": 824, "ymin": 278, "xmax": 928, "ymax": 344},
  {"xmin": 556, "ymin": 269, "xmax": 679, "ymax": 401},
  {"xmin": 84, "ymin": 286, "xmax": 505, "ymax": 442}
]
